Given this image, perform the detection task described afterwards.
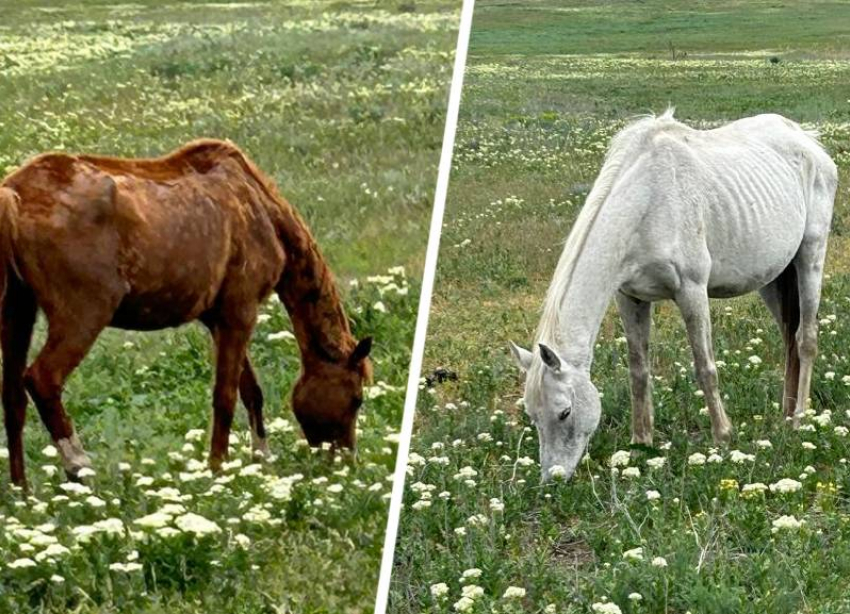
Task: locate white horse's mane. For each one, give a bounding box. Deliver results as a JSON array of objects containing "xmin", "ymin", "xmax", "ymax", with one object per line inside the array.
[{"xmin": 535, "ymin": 108, "xmax": 679, "ymax": 348}]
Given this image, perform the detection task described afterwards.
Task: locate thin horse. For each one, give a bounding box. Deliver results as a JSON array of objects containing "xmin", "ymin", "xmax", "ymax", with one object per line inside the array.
[
  {"xmin": 511, "ymin": 111, "xmax": 837, "ymax": 481},
  {"xmin": 0, "ymin": 139, "xmax": 372, "ymax": 486}
]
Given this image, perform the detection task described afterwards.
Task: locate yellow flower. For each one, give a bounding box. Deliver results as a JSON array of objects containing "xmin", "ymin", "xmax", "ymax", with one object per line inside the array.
[
  {"xmin": 816, "ymin": 481, "xmax": 837, "ymax": 495},
  {"xmin": 719, "ymin": 479, "xmax": 739, "ymax": 492}
]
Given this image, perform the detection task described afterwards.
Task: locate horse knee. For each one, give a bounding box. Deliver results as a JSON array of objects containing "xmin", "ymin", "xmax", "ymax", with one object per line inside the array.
[
  {"xmin": 3, "ymin": 404, "xmax": 25, "ymax": 436},
  {"xmin": 243, "ymin": 381, "xmax": 264, "ymax": 412},
  {"xmin": 213, "ymin": 388, "xmax": 238, "ymax": 424},
  {"xmin": 796, "ymin": 327, "xmax": 818, "ymax": 361},
  {"xmin": 2, "ymin": 377, "xmax": 27, "ymax": 414},
  {"xmin": 697, "ymin": 363, "xmax": 718, "ymax": 387},
  {"xmin": 23, "ymin": 365, "xmax": 59, "ymax": 403},
  {"xmin": 629, "ymin": 368, "xmax": 650, "ymax": 400},
  {"xmin": 629, "ymin": 362, "xmax": 649, "ymax": 382}
]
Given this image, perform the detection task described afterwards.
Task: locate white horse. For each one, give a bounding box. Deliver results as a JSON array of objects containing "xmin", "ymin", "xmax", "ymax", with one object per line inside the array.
[{"xmin": 510, "ymin": 110, "xmax": 838, "ymax": 481}]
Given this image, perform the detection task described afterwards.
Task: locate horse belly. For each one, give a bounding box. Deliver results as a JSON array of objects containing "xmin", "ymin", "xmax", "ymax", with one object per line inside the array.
[
  {"xmin": 705, "ymin": 206, "xmax": 805, "ymax": 298},
  {"xmin": 110, "ymin": 184, "xmax": 233, "ymax": 330},
  {"xmin": 701, "ymin": 142, "xmax": 809, "ymax": 297},
  {"xmin": 111, "ymin": 277, "xmax": 225, "ymax": 330}
]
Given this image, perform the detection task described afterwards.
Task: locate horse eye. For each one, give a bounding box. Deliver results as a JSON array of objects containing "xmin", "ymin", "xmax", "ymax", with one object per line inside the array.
[{"xmin": 558, "ymin": 407, "xmax": 571, "ymax": 421}]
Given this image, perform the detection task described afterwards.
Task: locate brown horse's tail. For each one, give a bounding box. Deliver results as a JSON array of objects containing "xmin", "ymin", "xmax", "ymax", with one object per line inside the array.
[{"xmin": 0, "ymin": 187, "xmax": 20, "ymax": 305}]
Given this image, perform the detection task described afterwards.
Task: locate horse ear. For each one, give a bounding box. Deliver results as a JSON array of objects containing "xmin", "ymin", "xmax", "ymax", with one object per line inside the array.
[
  {"xmin": 509, "ymin": 341, "xmax": 532, "ymax": 372},
  {"xmin": 538, "ymin": 343, "xmax": 562, "ymax": 371},
  {"xmin": 349, "ymin": 337, "xmax": 373, "ymax": 366}
]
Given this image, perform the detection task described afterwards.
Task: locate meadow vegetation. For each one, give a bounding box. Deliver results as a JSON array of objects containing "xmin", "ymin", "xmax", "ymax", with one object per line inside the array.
[
  {"xmin": 0, "ymin": 1, "xmax": 458, "ymax": 612},
  {"xmin": 391, "ymin": 1, "xmax": 850, "ymax": 613}
]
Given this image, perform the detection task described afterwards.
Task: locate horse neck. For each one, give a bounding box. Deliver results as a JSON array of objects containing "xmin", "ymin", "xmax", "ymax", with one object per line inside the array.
[
  {"xmin": 540, "ymin": 196, "xmax": 638, "ymax": 372},
  {"xmin": 274, "ymin": 207, "xmax": 354, "ymax": 364}
]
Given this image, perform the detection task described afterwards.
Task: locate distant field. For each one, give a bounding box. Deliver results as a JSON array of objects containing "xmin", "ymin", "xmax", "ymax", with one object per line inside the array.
[
  {"xmin": 469, "ymin": 0, "xmax": 850, "ymax": 57},
  {"xmin": 0, "ymin": 2, "xmax": 458, "ymax": 613},
  {"xmin": 392, "ymin": 2, "xmax": 850, "ymax": 613}
]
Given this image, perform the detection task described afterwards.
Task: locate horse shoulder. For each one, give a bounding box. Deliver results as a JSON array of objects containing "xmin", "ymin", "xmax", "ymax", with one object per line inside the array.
[{"xmin": 202, "ymin": 156, "xmax": 286, "ymax": 278}]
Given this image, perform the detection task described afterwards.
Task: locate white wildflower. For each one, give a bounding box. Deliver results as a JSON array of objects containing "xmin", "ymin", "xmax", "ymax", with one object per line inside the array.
[
  {"xmin": 609, "ymin": 450, "xmax": 631, "ymax": 467},
  {"xmin": 770, "ymin": 478, "xmax": 803, "ymax": 494},
  {"xmin": 688, "ymin": 453, "xmax": 707, "ymax": 466},
  {"xmin": 646, "ymin": 457, "xmax": 666, "ymax": 469},
  {"xmin": 503, "ymin": 586, "xmax": 526, "ymax": 599},
  {"xmin": 772, "ymin": 515, "xmax": 805, "ymax": 532},
  {"xmin": 431, "ymin": 582, "xmax": 449, "ymax": 598},
  {"xmin": 729, "ymin": 450, "xmax": 755, "ymax": 464},
  {"xmin": 134, "ymin": 512, "xmax": 173, "ymax": 529},
  {"xmin": 591, "ymin": 603, "xmax": 623, "ymax": 614},
  {"xmin": 623, "ymin": 547, "xmax": 644, "ymax": 561},
  {"xmin": 651, "ymin": 556, "xmax": 668, "ymax": 568},
  {"xmin": 8, "ymin": 558, "xmax": 37, "ymax": 569},
  {"xmin": 174, "ymin": 513, "xmax": 221, "ymax": 536}
]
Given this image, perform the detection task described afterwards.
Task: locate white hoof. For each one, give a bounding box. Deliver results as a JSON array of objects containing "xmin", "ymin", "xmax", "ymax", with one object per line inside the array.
[
  {"xmin": 251, "ymin": 434, "xmax": 271, "ymax": 460},
  {"xmin": 56, "ymin": 433, "xmax": 91, "ymax": 476}
]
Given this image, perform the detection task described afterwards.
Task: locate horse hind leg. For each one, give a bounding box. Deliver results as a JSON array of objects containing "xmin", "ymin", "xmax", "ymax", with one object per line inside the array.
[
  {"xmin": 758, "ymin": 266, "xmax": 800, "ymax": 418},
  {"xmin": 240, "ymin": 355, "xmax": 270, "ymax": 459},
  {"xmin": 24, "ymin": 299, "xmax": 118, "ymax": 479},
  {"xmin": 792, "ymin": 237, "xmax": 828, "ymax": 426},
  {"xmin": 616, "ymin": 292, "xmax": 654, "ymax": 446},
  {"xmin": 2, "ymin": 279, "xmax": 37, "ymax": 487}
]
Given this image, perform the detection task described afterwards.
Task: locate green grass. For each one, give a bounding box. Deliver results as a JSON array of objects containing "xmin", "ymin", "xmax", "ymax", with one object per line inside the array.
[
  {"xmin": 391, "ymin": 2, "xmax": 850, "ymax": 613},
  {"xmin": 0, "ymin": 1, "xmax": 458, "ymax": 613}
]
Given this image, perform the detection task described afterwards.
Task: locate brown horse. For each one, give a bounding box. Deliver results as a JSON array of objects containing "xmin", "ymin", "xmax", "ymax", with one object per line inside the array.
[{"xmin": 0, "ymin": 139, "xmax": 372, "ymax": 487}]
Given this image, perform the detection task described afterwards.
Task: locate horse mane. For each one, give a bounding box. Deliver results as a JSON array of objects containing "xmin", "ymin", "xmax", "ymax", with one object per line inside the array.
[
  {"xmin": 212, "ymin": 142, "xmax": 357, "ymax": 360},
  {"xmin": 535, "ymin": 108, "xmax": 679, "ymax": 347}
]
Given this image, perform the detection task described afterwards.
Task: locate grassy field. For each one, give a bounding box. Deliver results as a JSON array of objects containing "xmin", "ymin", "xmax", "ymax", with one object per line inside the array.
[
  {"xmin": 391, "ymin": 1, "xmax": 850, "ymax": 613},
  {"xmin": 0, "ymin": 1, "xmax": 458, "ymax": 613}
]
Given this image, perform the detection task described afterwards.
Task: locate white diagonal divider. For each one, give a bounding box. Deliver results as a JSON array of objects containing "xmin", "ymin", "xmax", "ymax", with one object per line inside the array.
[{"xmin": 372, "ymin": 1, "xmax": 477, "ymax": 612}]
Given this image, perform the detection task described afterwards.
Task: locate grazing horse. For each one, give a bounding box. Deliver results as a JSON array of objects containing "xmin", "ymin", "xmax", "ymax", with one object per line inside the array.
[
  {"xmin": 0, "ymin": 139, "xmax": 372, "ymax": 486},
  {"xmin": 510, "ymin": 111, "xmax": 837, "ymax": 481}
]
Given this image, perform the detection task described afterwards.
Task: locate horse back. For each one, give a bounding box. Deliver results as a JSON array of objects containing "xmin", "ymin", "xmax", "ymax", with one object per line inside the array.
[{"xmin": 2, "ymin": 144, "xmax": 285, "ymax": 330}]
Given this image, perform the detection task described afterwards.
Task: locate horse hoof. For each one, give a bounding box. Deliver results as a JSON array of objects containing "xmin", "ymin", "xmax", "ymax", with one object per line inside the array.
[
  {"xmin": 712, "ymin": 426, "xmax": 733, "ymax": 445},
  {"xmin": 64, "ymin": 461, "xmax": 93, "ymax": 483},
  {"xmin": 629, "ymin": 436, "xmax": 654, "ymax": 449},
  {"xmin": 789, "ymin": 413, "xmax": 803, "ymax": 429},
  {"xmin": 208, "ymin": 456, "xmax": 224, "ymax": 474},
  {"xmin": 251, "ymin": 436, "xmax": 271, "ymax": 460},
  {"xmin": 10, "ymin": 478, "xmax": 29, "ymax": 494},
  {"xmin": 57, "ymin": 435, "xmax": 91, "ymax": 477}
]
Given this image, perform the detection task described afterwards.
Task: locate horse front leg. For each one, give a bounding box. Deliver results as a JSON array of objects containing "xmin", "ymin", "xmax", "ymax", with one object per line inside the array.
[
  {"xmin": 208, "ymin": 324, "xmax": 253, "ymax": 472},
  {"xmin": 616, "ymin": 292, "xmax": 654, "ymax": 446},
  {"xmin": 676, "ymin": 282, "xmax": 732, "ymax": 443}
]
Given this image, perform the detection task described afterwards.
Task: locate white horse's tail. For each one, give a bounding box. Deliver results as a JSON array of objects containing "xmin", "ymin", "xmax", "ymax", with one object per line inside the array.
[{"xmin": 536, "ymin": 109, "xmax": 677, "ymax": 344}]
